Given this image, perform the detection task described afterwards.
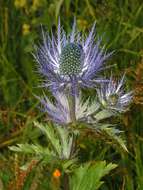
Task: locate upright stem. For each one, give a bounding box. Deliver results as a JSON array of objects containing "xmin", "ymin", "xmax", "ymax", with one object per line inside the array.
[
  {"xmin": 63, "ymin": 77, "xmax": 77, "ymax": 190},
  {"xmin": 69, "ymin": 75, "xmax": 77, "ymax": 125},
  {"xmin": 70, "ymin": 92, "xmax": 76, "ymax": 124},
  {"xmin": 63, "ymin": 173, "xmax": 69, "ymax": 190}
]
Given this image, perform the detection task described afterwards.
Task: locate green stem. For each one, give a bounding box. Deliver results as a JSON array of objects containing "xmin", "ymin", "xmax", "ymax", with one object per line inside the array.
[
  {"xmin": 63, "ymin": 173, "xmax": 69, "ymax": 190},
  {"xmin": 69, "ymin": 76, "xmax": 77, "ymax": 125},
  {"xmin": 63, "ymin": 80, "xmax": 77, "ymax": 190},
  {"xmin": 70, "ymin": 92, "xmax": 76, "ymax": 124}
]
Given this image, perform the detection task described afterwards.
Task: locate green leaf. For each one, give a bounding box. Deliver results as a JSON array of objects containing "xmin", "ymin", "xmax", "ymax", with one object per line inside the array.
[
  {"xmin": 55, "ymin": 0, "xmax": 64, "ymax": 19},
  {"xmin": 9, "ymin": 143, "xmax": 53, "ymax": 158},
  {"xmin": 104, "ymin": 127, "xmax": 128, "ymax": 152},
  {"xmin": 34, "ymin": 122, "xmax": 74, "ymax": 159},
  {"xmin": 69, "ymin": 161, "xmax": 117, "ymax": 190},
  {"xmin": 96, "ymin": 124, "xmax": 128, "ymax": 152},
  {"xmin": 34, "ymin": 121, "xmax": 61, "ymax": 156},
  {"xmin": 56, "ymin": 126, "xmax": 74, "ymax": 159},
  {"xmin": 94, "ymin": 110, "xmax": 114, "ymax": 121}
]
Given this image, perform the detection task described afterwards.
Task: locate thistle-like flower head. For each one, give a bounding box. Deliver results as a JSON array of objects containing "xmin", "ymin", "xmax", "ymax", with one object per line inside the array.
[
  {"xmin": 34, "ymin": 19, "xmax": 112, "ymax": 93},
  {"xmin": 97, "ymin": 75, "xmax": 132, "ymax": 112}
]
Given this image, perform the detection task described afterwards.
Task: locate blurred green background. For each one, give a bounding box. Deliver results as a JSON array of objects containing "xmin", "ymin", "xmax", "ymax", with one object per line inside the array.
[{"xmin": 0, "ymin": 0, "xmax": 143, "ymax": 189}]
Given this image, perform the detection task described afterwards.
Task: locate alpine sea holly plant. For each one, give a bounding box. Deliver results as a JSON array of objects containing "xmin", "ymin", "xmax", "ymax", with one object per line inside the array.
[{"xmin": 10, "ymin": 19, "xmax": 132, "ymax": 190}]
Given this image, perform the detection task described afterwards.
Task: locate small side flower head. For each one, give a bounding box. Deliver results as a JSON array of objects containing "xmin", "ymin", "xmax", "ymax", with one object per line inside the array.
[{"xmin": 97, "ymin": 75, "xmax": 133, "ymax": 112}]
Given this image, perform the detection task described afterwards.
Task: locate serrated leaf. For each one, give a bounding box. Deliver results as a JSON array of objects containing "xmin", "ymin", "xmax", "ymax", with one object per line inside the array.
[
  {"xmin": 34, "ymin": 121, "xmax": 61, "ymax": 156},
  {"xmin": 56, "ymin": 126, "xmax": 73, "ymax": 159},
  {"xmin": 97, "ymin": 124, "xmax": 128, "ymax": 152},
  {"xmin": 34, "ymin": 122, "xmax": 75, "ymax": 160},
  {"xmin": 90, "ymin": 122, "xmax": 128, "ymax": 151},
  {"xmin": 69, "ymin": 161, "xmax": 117, "ymax": 190},
  {"xmin": 9, "ymin": 143, "xmax": 52, "ymax": 157}
]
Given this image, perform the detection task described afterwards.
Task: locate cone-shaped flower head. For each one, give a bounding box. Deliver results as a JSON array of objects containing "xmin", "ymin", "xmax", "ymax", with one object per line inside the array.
[
  {"xmin": 59, "ymin": 43, "xmax": 84, "ymax": 75},
  {"xmin": 97, "ymin": 75, "xmax": 132, "ymax": 112},
  {"xmin": 34, "ymin": 19, "xmax": 112, "ymax": 92}
]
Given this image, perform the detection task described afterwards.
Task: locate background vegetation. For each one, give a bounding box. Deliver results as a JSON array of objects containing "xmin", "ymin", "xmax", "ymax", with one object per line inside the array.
[{"xmin": 0, "ymin": 0, "xmax": 143, "ymax": 189}]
